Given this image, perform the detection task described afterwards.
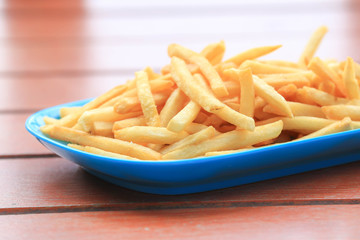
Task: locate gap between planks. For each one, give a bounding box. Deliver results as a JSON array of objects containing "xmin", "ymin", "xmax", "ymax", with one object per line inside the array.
[
  {"xmin": 0, "ymin": 154, "xmax": 58, "ymax": 160},
  {"xmin": 1, "ymin": 198, "xmax": 360, "ymax": 216}
]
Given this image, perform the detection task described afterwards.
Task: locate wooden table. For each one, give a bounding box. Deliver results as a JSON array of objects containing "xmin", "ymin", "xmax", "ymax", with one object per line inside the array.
[{"xmin": 1, "ymin": 0, "xmax": 360, "ymax": 239}]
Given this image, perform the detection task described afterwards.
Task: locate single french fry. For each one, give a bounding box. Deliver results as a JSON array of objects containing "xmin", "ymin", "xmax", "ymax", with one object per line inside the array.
[
  {"xmin": 92, "ymin": 121, "xmax": 114, "ymax": 138},
  {"xmin": 184, "ymin": 123, "xmax": 210, "ymax": 134},
  {"xmin": 307, "ymin": 57, "xmax": 346, "ymax": 96},
  {"xmin": 260, "ymin": 72, "xmax": 311, "ymax": 88},
  {"xmin": 192, "ymin": 73, "xmax": 213, "ymax": 94},
  {"xmin": 99, "ymin": 95, "xmax": 124, "ymax": 108},
  {"xmin": 167, "ymin": 101, "xmax": 201, "ymax": 132},
  {"xmin": 228, "ymin": 68, "xmax": 255, "ymax": 117},
  {"xmin": 205, "ymin": 148, "xmax": 254, "ymax": 157},
  {"xmin": 355, "ymin": 61, "xmax": 360, "ymax": 79},
  {"xmin": 211, "ymin": 106, "xmax": 255, "ymax": 130},
  {"xmin": 114, "ymin": 126, "xmax": 188, "ymax": 144},
  {"xmin": 43, "ymin": 116, "xmax": 59, "ymax": 125},
  {"xmin": 135, "ymin": 71, "xmax": 161, "ymax": 126},
  {"xmin": 277, "ymin": 84, "xmax": 297, "ymax": 100},
  {"xmin": 224, "ymin": 45, "xmax": 282, "ymax": 66},
  {"xmin": 91, "ymin": 121, "xmax": 114, "ymax": 138},
  {"xmin": 161, "ymin": 126, "xmax": 216, "ymax": 154},
  {"xmin": 258, "ymin": 116, "xmax": 336, "ymax": 132},
  {"xmin": 263, "ymin": 101, "xmax": 325, "ymax": 118},
  {"xmin": 147, "ymin": 143, "xmax": 164, "ymax": 152},
  {"xmin": 302, "ymin": 87, "xmax": 348, "ymax": 106},
  {"xmin": 112, "ymin": 116, "xmax": 146, "ymax": 131},
  {"xmin": 343, "ymin": 57, "xmax": 360, "ymax": 99},
  {"xmin": 114, "ymin": 92, "xmax": 169, "ymax": 114},
  {"xmin": 241, "ymin": 60, "xmax": 302, "ymax": 74},
  {"xmin": 72, "ymin": 123, "xmax": 85, "ymax": 131},
  {"xmin": 299, "ymin": 26, "xmax": 328, "ymax": 67},
  {"xmin": 216, "ymin": 62, "xmax": 237, "ymax": 79},
  {"xmin": 159, "ymin": 88, "xmax": 187, "ymax": 127},
  {"xmin": 322, "ymin": 105, "xmax": 360, "ymax": 121},
  {"xmin": 67, "ymin": 143, "xmax": 85, "ymax": 151},
  {"xmin": 253, "ymin": 75, "xmax": 293, "ymax": 117},
  {"xmin": 162, "ymin": 120, "xmax": 283, "ymax": 160},
  {"xmin": 43, "ymin": 125, "xmax": 161, "ymax": 160},
  {"xmin": 144, "ymin": 66, "xmax": 161, "ymax": 80},
  {"xmin": 68, "ymin": 144, "xmax": 138, "ymax": 160},
  {"xmin": 281, "ymin": 116, "xmax": 336, "ymax": 132},
  {"xmin": 253, "ymin": 138, "xmax": 276, "ymax": 147},
  {"xmin": 296, "ymin": 117, "xmax": 352, "ymax": 141},
  {"xmin": 171, "ymin": 57, "xmax": 255, "ymax": 130},
  {"xmin": 60, "ymin": 107, "xmax": 81, "ymax": 118},
  {"xmin": 168, "ymin": 44, "xmax": 229, "ymax": 97},
  {"xmin": 254, "ymin": 96, "xmax": 267, "ymax": 109},
  {"xmin": 78, "ymin": 107, "xmax": 142, "ymax": 132},
  {"xmin": 53, "ymin": 85, "xmax": 128, "ymax": 128},
  {"xmin": 327, "ymin": 61, "xmax": 341, "ymax": 76},
  {"xmin": 294, "ymin": 88, "xmax": 318, "ymax": 105},
  {"xmin": 200, "ymin": 40, "xmax": 226, "ymax": 65}
]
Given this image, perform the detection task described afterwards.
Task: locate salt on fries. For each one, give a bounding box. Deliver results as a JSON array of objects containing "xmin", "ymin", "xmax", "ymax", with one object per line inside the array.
[{"xmin": 41, "ymin": 26, "xmax": 360, "ymax": 160}]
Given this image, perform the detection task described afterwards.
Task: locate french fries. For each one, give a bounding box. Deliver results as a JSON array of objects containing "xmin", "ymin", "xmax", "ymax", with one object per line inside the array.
[
  {"xmin": 41, "ymin": 26, "xmax": 360, "ymax": 161},
  {"xmin": 299, "ymin": 26, "xmax": 328, "ymax": 67},
  {"xmin": 42, "ymin": 125, "xmax": 161, "ymax": 160},
  {"xmin": 168, "ymin": 44, "xmax": 229, "ymax": 97},
  {"xmin": 135, "ymin": 71, "xmax": 161, "ymax": 127},
  {"xmin": 114, "ymin": 126, "xmax": 189, "ymax": 144}
]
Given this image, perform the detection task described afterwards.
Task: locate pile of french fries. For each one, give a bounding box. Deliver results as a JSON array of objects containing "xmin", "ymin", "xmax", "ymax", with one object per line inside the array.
[{"xmin": 41, "ymin": 26, "xmax": 360, "ymax": 160}]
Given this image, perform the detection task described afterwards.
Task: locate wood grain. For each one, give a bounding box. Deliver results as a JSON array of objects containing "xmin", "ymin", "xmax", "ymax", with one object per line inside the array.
[
  {"xmin": 0, "ymin": 0, "xmax": 358, "ymax": 74},
  {"xmin": 0, "ymin": 75, "xmax": 131, "ymax": 112},
  {"xmin": 0, "ymin": 113, "xmax": 52, "ymax": 156},
  {"xmin": 1, "ymin": 157, "xmax": 360, "ymax": 214},
  {"xmin": 1, "ymin": 0, "xmax": 360, "ymax": 238},
  {"xmin": 1, "ymin": 205, "xmax": 359, "ymax": 240}
]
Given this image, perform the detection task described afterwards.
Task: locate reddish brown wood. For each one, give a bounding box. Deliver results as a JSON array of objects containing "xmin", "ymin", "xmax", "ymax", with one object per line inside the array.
[
  {"xmin": 0, "ymin": 75, "xmax": 130, "ymax": 111},
  {"xmin": 1, "ymin": 205, "xmax": 360, "ymax": 240},
  {"xmin": 0, "ymin": 1, "xmax": 358, "ymax": 74},
  {"xmin": 1, "ymin": 157, "xmax": 360, "ymax": 214},
  {"xmin": 0, "ymin": 113, "xmax": 51, "ymax": 156},
  {"xmin": 0, "ymin": 39, "xmax": 357, "ymax": 75},
  {"xmin": 1, "ymin": 0, "xmax": 360, "ymax": 238}
]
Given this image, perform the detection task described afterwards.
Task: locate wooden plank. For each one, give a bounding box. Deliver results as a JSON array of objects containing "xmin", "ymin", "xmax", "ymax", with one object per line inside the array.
[
  {"xmin": 1, "ymin": 157, "xmax": 360, "ymax": 213},
  {"xmin": 0, "ymin": 36, "xmax": 356, "ymax": 74},
  {"xmin": 0, "ymin": 75, "xmax": 131, "ymax": 111},
  {"xmin": 2, "ymin": 13, "xmax": 352, "ymax": 39},
  {"xmin": 0, "ymin": 113, "xmax": 51, "ymax": 156},
  {"xmin": 1, "ymin": 0, "xmax": 349, "ymax": 13},
  {"xmin": 0, "ymin": 205, "xmax": 359, "ymax": 240},
  {"xmin": 0, "ymin": 1, "xmax": 357, "ymax": 73}
]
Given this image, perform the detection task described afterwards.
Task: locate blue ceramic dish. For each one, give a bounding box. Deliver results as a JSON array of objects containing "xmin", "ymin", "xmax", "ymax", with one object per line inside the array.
[{"xmin": 26, "ymin": 99, "xmax": 360, "ymax": 195}]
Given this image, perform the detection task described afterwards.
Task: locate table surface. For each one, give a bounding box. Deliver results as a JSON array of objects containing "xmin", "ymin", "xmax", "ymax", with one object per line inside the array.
[{"xmin": 2, "ymin": 0, "xmax": 360, "ymax": 239}]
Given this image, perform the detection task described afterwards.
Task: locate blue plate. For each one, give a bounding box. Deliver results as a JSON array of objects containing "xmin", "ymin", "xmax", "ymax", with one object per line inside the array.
[{"xmin": 26, "ymin": 99, "xmax": 360, "ymax": 195}]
